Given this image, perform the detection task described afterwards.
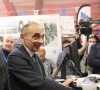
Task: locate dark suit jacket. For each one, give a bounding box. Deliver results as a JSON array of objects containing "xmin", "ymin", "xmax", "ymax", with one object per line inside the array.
[
  {"xmin": 7, "ymin": 44, "xmax": 75, "ymax": 90},
  {"xmin": 0, "ymin": 50, "xmax": 7, "ymax": 90}
]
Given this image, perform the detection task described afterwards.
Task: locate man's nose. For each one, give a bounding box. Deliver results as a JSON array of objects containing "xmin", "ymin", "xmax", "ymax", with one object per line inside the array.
[{"xmin": 38, "ymin": 38, "xmax": 43, "ymax": 44}]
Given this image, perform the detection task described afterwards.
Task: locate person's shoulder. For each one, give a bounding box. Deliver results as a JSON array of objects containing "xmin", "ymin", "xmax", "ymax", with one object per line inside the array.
[
  {"xmin": 91, "ymin": 42, "xmax": 100, "ymax": 50},
  {"xmin": 45, "ymin": 58, "xmax": 53, "ymax": 63},
  {"xmin": 96, "ymin": 42, "xmax": 100, "ymax": 48},
  {"xmin": 45, "ymin": 58, "xmax": 50, "ymax": 62},
  {"xmin": 59, "ymin": 51, "xmax": 64, "ymax": 55},
  {"xmin": 43, "ymin": 59, "xmax": 50, "ymax": 65},
  {"xmin": 93, "ymin": 42, "xmax": 100, "ymax": 47},
  {"xmin": 10, "ymin": 44, "xmax": 23, "ymax": 55}
]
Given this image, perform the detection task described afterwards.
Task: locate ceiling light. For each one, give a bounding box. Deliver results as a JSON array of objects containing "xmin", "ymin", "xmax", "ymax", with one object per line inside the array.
[{"xmin": 9, "ymin": 0, "xmax": 13, "ymax": 3}]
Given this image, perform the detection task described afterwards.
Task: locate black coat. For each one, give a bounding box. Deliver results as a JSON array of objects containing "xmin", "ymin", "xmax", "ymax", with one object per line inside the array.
[
  {"xmin": 7, "ymin": 44, "xmax": 74, "ymax": 90},
  {"xmin": 0, "ymin": 49, "xmax": 8, "ymax": 90}
]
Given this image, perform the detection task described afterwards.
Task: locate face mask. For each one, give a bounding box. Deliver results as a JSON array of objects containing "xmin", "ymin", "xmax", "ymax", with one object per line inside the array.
[{"xmin": 88, "ymin": 43, "xmax": 94, "ymax": 49}]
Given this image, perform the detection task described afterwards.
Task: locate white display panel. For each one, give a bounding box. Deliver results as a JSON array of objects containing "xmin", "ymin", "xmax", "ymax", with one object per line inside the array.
[{"xmin": 0, "ymin": 14, "xmax": 62, "ymax": 63}]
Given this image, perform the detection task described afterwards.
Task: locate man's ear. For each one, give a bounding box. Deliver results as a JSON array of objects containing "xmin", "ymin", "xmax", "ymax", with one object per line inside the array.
[{"xmin": 20, "ymin": 33, "xmax": 24, "ymax": 42}]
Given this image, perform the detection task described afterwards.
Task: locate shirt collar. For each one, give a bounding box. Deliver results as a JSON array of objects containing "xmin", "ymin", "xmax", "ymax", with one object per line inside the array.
[{"xmin": 23, "ymin": 45, "xmax": 34, "ymax": 57}]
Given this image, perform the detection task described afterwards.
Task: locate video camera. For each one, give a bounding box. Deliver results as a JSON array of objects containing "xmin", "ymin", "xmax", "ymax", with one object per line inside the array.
[{"xmin": 76, "ymin": 18, "xmax": 92, "ymax": 35}]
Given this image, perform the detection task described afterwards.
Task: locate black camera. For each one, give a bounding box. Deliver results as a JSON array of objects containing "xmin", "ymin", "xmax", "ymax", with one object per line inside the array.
[{"xmin": 77, "ymin": 18, "xmax": 92, "ymax": 35}]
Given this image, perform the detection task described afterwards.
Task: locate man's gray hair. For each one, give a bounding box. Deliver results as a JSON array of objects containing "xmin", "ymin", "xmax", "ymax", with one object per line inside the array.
[{"xmin": 21, "ymin": 22, "xmax": 42, "ymax": 36}]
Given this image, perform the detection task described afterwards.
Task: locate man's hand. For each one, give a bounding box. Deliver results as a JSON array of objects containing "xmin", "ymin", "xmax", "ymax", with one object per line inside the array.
[{"xmin": 60, "ymin": 79, "xmax": 73, "ymax": 87}]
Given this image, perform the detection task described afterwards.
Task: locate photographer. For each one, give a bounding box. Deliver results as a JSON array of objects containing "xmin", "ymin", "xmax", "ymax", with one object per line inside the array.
[{"xmin": 75, "ymin": 19, "xmax": 92, "ymax": 75}]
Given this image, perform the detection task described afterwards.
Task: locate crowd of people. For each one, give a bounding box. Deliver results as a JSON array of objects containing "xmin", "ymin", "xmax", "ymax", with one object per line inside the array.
[
  {"xmin": 6, "ymin": 22, "xmax": 74, "ymax": 90},
  {"xmin": 0, "ymin": 21, "xmax": 100, "ymax": 90}
]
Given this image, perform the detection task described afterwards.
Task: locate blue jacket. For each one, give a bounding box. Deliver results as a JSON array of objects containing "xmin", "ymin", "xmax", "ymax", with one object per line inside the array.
[
  {"xmin": 57, "ymin": 51, "xmax": 75, "ymax": 75},
  {"xmin": 87, "ymin": 42, "xmax": 100, "ymax": 74}
]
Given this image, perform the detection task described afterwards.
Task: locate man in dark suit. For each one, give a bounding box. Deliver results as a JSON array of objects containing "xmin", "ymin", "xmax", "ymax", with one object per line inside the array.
[
  {"xmin": 0, "ymin": 35, "xmax": 14, "ymax": 90},
  {"xmin": 7, "ymin": 22, "xmax": 75, "ymax": 90}
]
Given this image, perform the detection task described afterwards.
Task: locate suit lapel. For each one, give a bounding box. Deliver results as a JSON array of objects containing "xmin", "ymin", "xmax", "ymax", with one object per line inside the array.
[{"xmin": 19, "ymin": 45, "xmax": 43, "ymax": 75}]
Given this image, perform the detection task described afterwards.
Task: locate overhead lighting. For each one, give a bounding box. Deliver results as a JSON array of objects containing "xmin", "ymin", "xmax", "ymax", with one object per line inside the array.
[{"xmin": 9, "ymin": 0, "xmax": 13, "ymax": 3}]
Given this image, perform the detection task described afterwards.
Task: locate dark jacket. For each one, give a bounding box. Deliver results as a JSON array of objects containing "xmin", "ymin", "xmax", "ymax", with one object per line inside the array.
[
  {"xmin": 7, "ymin": 44, "xmax": 74, "ymax": 90},
  {"xmin": 87, "ymin": 42, "xmax": 100, "ymax": 74},
  {"xmin": 0, "ymin": 49, "xmax": 8, "ymax": 90}
]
